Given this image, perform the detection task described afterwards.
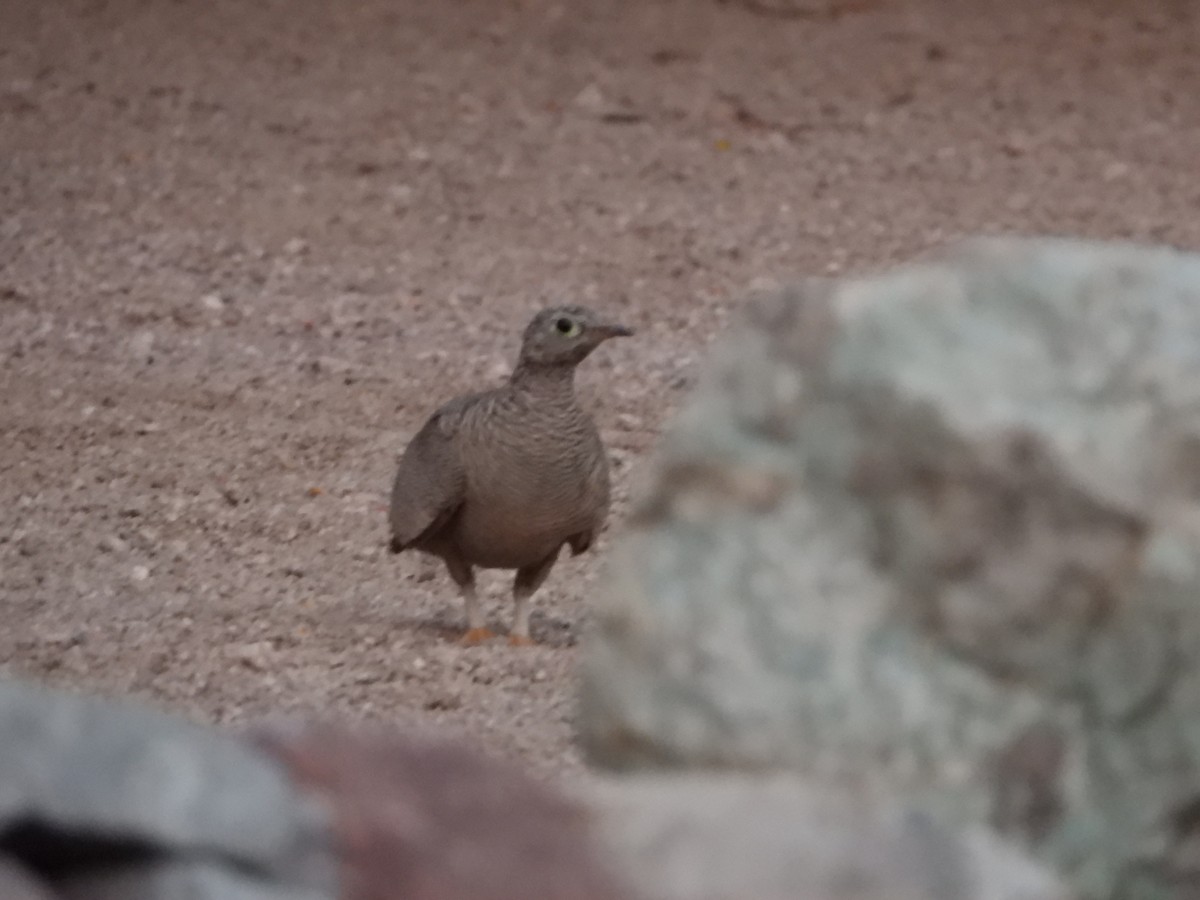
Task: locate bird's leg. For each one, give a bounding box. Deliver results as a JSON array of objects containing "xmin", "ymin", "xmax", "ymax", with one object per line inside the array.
[
  {"xmin": 445, "ymin": 556, "xmax": 492, "ymax": 645},
  {"xmin": 509, "ymin": 550, "xmax": 560, "ymax": 646},
  {"xmin": 461, "ymin": 583, "xmax": 494, "ymax": 645},
  {"xmin": 509, "ymin": 587, "xmax": 536, "ymax": 647}
]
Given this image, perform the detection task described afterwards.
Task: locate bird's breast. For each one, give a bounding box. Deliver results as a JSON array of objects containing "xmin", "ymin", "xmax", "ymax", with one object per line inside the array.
[{"xmin": 449, "ymin": 420, "xmax": 611, "ymax": 568}]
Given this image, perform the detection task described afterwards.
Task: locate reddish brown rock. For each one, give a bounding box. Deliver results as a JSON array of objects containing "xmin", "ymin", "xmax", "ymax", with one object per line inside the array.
[{"xmin": 252, "ymin": 722, "xmax": 632, "ymax": 900}]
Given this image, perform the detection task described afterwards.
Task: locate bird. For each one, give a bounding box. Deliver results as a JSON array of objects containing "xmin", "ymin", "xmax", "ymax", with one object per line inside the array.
[{"xmin": 388, "ymin": 305, "xmax": 634, "ymax": 646}]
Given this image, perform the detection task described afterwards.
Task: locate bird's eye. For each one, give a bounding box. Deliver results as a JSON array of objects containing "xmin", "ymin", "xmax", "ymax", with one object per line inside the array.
[{"xmin": 555, "ymin": 317, "xmax": 580, "ymax": 336}]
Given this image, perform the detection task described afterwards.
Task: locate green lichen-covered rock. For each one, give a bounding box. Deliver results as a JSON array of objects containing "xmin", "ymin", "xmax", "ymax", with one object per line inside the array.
[{"xmin": 580, "ymin": 237, "xmax": 1200, "ymax": 900}]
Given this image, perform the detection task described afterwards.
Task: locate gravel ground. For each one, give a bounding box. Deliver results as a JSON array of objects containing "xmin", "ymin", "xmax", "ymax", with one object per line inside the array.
[{"xmin": 3, "ymin": 0, "xmax": 1199, "ymax": 780}]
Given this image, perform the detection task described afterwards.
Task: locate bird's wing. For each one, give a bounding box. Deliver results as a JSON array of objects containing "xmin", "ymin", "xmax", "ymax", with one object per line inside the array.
[
  {"xmin": 567, "ymin": 446, "xmax": 613, "ymax": 556},
  {"xmin": 567, "ymin": 527, "xmax": 599, "ymax": 556},
  {"xmin": 388, "ymin": 400, "xmax": 471, "ymax": 551}
]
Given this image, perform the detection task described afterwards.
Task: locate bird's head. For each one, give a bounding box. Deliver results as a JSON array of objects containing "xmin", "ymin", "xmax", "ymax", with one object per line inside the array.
[{"xmin": 517, "ymin": 305, "xmax": 634, "ymax": 368}]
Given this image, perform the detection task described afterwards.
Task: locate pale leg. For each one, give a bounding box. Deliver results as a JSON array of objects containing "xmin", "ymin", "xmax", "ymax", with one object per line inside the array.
[
  {"xmin": 510, "ymin": 549, "xmax": 560, "ymax": 646},
  {"xmin": 510, "ymin": 584, "xmax": 535, "ymax": 645},
  {"xmin": 462, "ymin": 581, "xmax": 490, "ymax": 640},
  {"xmin": 444, "ymin": 555, "xmax": 492, "ymax": 644}
]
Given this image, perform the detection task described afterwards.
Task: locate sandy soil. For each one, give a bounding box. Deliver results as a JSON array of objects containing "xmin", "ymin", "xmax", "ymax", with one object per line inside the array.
[{"xmin": 3, "ymin": 0, "xmax": 1199, "ymax": 780}]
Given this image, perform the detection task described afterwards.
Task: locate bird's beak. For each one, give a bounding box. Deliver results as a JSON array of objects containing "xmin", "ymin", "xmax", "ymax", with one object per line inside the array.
[{"xmin": 594, "ymin": 322, "xmax": 635, "ymax": 340}]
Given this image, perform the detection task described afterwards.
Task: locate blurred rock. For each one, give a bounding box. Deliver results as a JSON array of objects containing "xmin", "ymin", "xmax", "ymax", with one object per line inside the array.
[
  {"xmin": 251, "ymin": 721, "xmax": 632, "ymax": 900},
  {"xmin": 584, "ymin": 774, "xmax": 1069, "ymax": 900},
  {"xmin": 0, "ymin": 679, "xmax": 634, "ymax": 900},
  {"xmin": 0, "ymin": 679, "xmax": 335, "ymax": 898},
  {"xmin": 0, "ymin": 856, "xmax": 57, "ymax": 900},
  {"xmin": 59, "ymin": 860, "xmax": 326, "ymax": 900},
  {"xmin": 580, "ymin": 237, "xmax": 1200, "ymax": 899}
]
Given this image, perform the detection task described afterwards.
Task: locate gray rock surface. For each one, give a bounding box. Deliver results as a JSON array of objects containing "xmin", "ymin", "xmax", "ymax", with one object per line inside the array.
[
  {"xmin": 579, "ymin": 237, "xmax": 1200, "ymax": 899},
  {"xmin": 58, "ymin": 861, "xmax": 329, "ymax": 900},
  {"xmin": 0, "ymin": 679, "xmax": 335, "ymax": 898},
  {"xmin": 583, "ymin": 774, "xmax": 1069, "ymax": 900}
]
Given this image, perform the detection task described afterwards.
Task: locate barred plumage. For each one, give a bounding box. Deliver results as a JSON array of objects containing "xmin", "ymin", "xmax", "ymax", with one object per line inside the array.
[{"xmin": 388, "ymin": 305, "xmax": 633, "ymax": 646}]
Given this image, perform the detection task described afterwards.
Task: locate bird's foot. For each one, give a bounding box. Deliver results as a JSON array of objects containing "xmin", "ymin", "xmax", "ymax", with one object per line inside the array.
[
  {"xmin": 461, "ymin": 626, "xmax": 496, "ymax": 646},
  {"xmin": 507, "ymin": 633, "xmax": 536, "ymax": 647}
]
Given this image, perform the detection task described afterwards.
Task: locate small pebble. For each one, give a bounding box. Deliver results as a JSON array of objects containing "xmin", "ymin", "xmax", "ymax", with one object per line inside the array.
[
  {"xmin": 230, "ymin": 641, "xmax": 275, "ymax": 672},
  {"xmin": 99, "ymin": 535, "xmax": 127, "ymax": 554},
  {"xmin": 128, "ymin": 331, "xmax": 155, "ymax": 365}
]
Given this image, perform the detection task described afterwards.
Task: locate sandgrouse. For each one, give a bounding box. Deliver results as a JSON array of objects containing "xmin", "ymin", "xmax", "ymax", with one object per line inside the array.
[{"xmin": 388, "ymin": 305, "xmax": 633, "ymax": 646}]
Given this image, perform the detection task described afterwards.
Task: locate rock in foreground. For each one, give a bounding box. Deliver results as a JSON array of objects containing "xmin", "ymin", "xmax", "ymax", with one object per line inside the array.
[
  {"xmin": 584, "ymin": 774, "xmax": 1069, "ymax": 900},
  {"xmin": 580, "ymin": 237, "xmax": 1200, "ymax": 899},
  {"xmin": 0, "ymin": 678, "xmax": 629, "ymax": 900},
  {"xmin": 252, "ymin": 721, "xmax": 632, "ymax": 900},
  {"xmin": 0, "ymin": 679, "xmax": 333, "ymax": 899}
]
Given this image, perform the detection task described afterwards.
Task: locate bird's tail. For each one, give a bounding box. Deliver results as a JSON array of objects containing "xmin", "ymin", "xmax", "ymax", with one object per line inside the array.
[{"xmin": 388, "ymin": 535, "xmax": 405, "ymax": 554}]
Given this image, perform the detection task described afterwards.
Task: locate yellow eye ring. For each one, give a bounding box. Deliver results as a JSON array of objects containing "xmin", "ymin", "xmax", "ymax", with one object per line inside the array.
[{"xmin": 555, "ymin": 317, "xmax": 581, "ymax": 337}]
